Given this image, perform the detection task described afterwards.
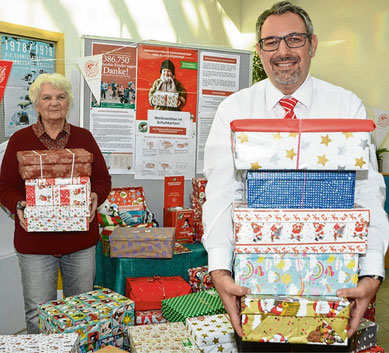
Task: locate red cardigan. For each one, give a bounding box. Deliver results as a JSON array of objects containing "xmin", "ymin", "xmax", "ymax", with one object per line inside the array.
[{"xmin": 0, "ymin": 124, "xmax": 111, "ymax": 255}]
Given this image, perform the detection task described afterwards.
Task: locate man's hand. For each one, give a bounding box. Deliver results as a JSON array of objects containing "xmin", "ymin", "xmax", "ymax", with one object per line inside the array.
[
  {"xmin": 336, "ymin": 277, "xmax": 381, "ymax": 337},
  {"xmin": 16, "ymin": 200, "xmax": 27, "ymax": 231},
  {"xmin": 89, "ymin": 192, "xmax": 98, "ymax": 223},
  {"xmin": 210, "ymin": 269, "xmax": 251, "ymax": 337}
]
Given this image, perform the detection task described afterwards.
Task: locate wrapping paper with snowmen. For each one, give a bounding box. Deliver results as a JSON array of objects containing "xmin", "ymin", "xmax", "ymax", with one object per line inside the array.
[
  {"xmin": 234, "ymin": 253, "xmax": 358, "ymax": 296},
  {"xmin": 230, "ymin": 118, "xmax": 375, "ymax": 170},
  {"xmin": 232, "ymin": 201, "xmax": 369, "ymax": 254},
  {"xmin": 241, "ymin": 294, "xmax": 349, "ymax": 345}
]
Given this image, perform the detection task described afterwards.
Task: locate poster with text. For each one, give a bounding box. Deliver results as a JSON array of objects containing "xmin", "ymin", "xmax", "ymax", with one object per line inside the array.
[
  {"xmin": 135, "ymin": 44, "xmax": 198, "ymax": 179},
  {"xmin": 196, "ymin": 51, "xmax": 240, "ymax": 173},
  {"xmin": 92, "ymin": 42, "xmax": 137, "ymax": 109},
  {"xmin": 2, "ymin": 36, "xmax": 55, "ymax": 137}
]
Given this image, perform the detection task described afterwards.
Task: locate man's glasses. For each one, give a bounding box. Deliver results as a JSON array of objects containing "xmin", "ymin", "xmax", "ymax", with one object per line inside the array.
[{"xmin": 259, "ymin": 32, "xmax": 310, "ymax": 52}]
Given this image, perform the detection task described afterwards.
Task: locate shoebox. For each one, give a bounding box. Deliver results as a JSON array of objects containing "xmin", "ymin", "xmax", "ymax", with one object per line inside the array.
[
  {"xmin": 37, "ymin": 287, "xmax": 134, "ymax": 346},
  {"xmin": 241, "ymin": 294, "xmax": 349, "ymax": 345},
  {"xmin": 125, "ymin": 276, "xmax": 192, "ymax": 310},
  {"xmin": 109, "ymin": 227, "xmax": 175, "ymax": 258},
  {"xmin": 164, "ymin": 206, "xmax": 194, "ymax": 243},
  {"xmin": 80, "ymin": 334, "xmax": 125, "ymax": 353},
  {"xmin": 246, "ymin": 170, "xmax": 355, "ymax": 209},
  {"xmin": 25, "ymin": 215, "xmax": 89, "ymax": 232},
  {"xmin": 186, "ymin": 314, "xmax": 238, "ymax": 353},
  {"xmin": 234, "ymin": 252, "xmax": 358, "ymax": 296},
  {"xmin": 231, "ymin": 118, "xmax": 374, "ymax": 170},
  {"xmin": 233, "ymin": 201, "xmax": 369, "ymax": 254},
  {"xmin": 135, "ymin": 309, "xmax": 168, "ymax": 325},
  {"xmin": 350, "ymin": 318, "xmax": 379, "ymax": 353},
  {"xmin": 187, "ymin": 266, "xmax": 214, "ymax": 292},
  {"xmin": 17, "ymin": 148, "xmax": 93, "ymax": 179},
  {"xmin": 161, "ymin": 289, "xmax": 226, "ymax": 323}
]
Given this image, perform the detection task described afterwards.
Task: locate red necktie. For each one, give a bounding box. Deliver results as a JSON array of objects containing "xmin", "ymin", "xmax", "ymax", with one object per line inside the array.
[{"xmin": 279, "ymin": 97, "xmax": 298, "ymax": 119}]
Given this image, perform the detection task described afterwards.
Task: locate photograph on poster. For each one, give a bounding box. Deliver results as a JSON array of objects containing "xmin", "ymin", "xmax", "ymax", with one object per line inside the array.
[
  {"xmin": 92, "ymin": 42, "xmax": 137, "ymax": 109},
  {"xmin": 2, "ymin": 36, "xmax": 55, "ymax": 137}
]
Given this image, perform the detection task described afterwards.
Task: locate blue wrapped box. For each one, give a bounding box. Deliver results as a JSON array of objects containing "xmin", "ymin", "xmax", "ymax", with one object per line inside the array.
[{"xmin": 246, "ymin": 170, "xmax": 355, "ymax": 209}]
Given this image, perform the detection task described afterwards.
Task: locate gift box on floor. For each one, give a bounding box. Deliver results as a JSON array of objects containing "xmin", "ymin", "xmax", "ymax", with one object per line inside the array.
[
  {"xmin": 125, "ymin": 276, "xmax": 192, "ymax": 310},
  {"xmin": 80, "ymin": 334, "xmax": 125, "ymax": 353},
  {"xmin": 246, "ymin": 170, "xmax": 355, "ymax": 209},
  {"xmin": 0, "ymin": 333, "xmax": 80, "ymax": 353},
  {"xmin": 151, "ymin": 91, "xmax": 179, "ymax": 108},
  {"xmin": 25, "ymin": 177, "xmax": 91, "ymax": 207},
  {"xmin": 128, "ymin": 322, "xmax": 200, "ymax": 352},
  {"xmin": 351, "ymin": 319, "xmax": 378, "ymax": 353},
  {"xmin": 38, "ymin": 287, "xmax": 134, "ymax": 346},
  {"xmin": 234, "ymin": 253, "xmax": 358, "ymax": 296},
  {"xmin": 17, "ymin": 148, "xmax": 93, "ymax": 179},
  {"xmin": 358, "ymin": 346, "xmax": 384, "ymax": 353},
  {"xmin": 231, "ymin": 118, "xmax": 374, "ymax": 170},
  {"xmin": 233, "ymin": 201, "xmax": 369, "ymax": 254},
  {"xmin": 186, "ymin": 314, "xmax": 238, "ymax": 353},
  {"xmin": 241, "ymin": 294, "xmax": 350, "ymax": 345},
  {"xmin": 161, "ymin": 288, "xmax": 226, "ymax": 323},
  {"xmin": 95, "ymin": 346, "xmax": 128, "ymax": 352},
  {"xmin": 135, "ymin": 309, "xmax": 168, "ymax": 325},
  {"xmin": 187, "ymin": 266, "xmax": 214, "ymax": 292},
  {"xmin": 26, "ymin": 215, "xmax": 89, "ymax": 232},
  {"xmin": 109, "ymin": 227, "xmax": 175, "ymax": 258}
]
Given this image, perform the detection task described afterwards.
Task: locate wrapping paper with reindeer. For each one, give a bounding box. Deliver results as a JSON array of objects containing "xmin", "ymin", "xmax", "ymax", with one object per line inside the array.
[
  {"xmin": 231, "ymin": 118, "xmax": 375, "ymax": 170},
  {"xmin": 241, "ymin": 294, "xmax": 350, "ymax": 345},
  {"xmin": 234, "ymin": 253, "xmax": 359, "ymax": 296},
  {"xmin": 232, "ymin": 202, "xmax": 369, "ymax": 254}
]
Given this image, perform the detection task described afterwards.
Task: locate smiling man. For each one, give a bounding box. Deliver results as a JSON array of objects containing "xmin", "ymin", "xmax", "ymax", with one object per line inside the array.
[{"xmin": 202, "ymin": 1, "xmax": 389, "ymax": 351}]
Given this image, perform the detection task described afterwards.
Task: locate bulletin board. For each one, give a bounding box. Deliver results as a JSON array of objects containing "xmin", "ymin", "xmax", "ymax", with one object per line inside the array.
[
  {"xmin": 81, "ymin": 35, "xmax": 252, "ymax": 224},
  {"xmin": 0, "ymin": 21, "xmax": 64, "ymax": 144}
]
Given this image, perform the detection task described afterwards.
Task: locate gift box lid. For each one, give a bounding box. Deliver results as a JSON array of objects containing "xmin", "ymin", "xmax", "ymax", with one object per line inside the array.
[
  {"xmin": 17, "ymin": 148, "xmax": 93, "ymax": 165},
  {"xmin": 230, "ymin": 118, "xmax": 376, "ymax": 133},
  {"xmin": 107, "ymin": 186, "xmax": 146, "ymax": 211},
  {"xmin": 185, "ymin": 314, "xmax": 237, "ymax": 348},
  {"xmin": 110, "ymin": 227, "xmax": 175, "ymax": 242},
  {"xmin": 241, "ymin": 294, "xmax": 350, "ymax": 319}
]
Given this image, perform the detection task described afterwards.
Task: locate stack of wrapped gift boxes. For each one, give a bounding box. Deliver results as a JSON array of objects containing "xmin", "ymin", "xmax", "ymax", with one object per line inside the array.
[
  {"xmin": 17, "ymin": 148, "xmax": 93, "ymax": 232},
  {"xmin": 230, "ymin": 118, "xmax": 375, "ymax": 346},
  {"xmin": 191, "ymin": 177, "xmax": 207, "ymax": 242}
]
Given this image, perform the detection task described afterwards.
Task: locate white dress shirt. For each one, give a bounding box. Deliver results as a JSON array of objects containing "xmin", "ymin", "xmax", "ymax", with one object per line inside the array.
[{"xmin": 202, "ymin": 74, "xmax": 389, "ymax": 278}]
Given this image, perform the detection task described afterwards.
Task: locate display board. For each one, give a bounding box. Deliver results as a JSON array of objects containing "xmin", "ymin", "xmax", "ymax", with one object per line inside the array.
[
  {"xmin": 82, "ymin": 35, "xmax": 252, "ymax": 224},
  {"xmin": 0, "ymin": 21, "xmax": 64, "ymax": 144}
]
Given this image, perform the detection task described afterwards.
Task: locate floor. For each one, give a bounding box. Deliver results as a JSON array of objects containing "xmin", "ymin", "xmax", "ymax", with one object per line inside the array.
[{"xmin": 375, "ymin": 268, "xmax": 389, "ymax": 351}]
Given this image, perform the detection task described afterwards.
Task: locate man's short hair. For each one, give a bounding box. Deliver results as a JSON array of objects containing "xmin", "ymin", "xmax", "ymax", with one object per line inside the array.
[{"xmin": 256, "ymin": 1, "xmax": 314, "ymax": 42}]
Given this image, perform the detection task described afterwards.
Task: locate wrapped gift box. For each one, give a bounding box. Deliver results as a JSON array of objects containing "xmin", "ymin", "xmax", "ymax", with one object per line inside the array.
[
  {"xmin": 192, "ymin": 177, "xmax": 207, "ymax": 200},
  {"xmin": 95, "ymin": 346, "xmax": 128, "ymax": 352},
  {"xmin": 161, "ymin": 289, "xmax": 226, "ymax": 323},
  {"xmin": 351, "ymin": 319, "xmax": 378, "ymax": 353},
  {"xmin": 107, "ymin": 187, "xmax": 146, "ymax": 211},
  {"xmin": 233, "ymin": 201, "xmax": 369, "ymax": 254},
  {"xmin": 25, "ymin": 205, "xmax": 90, "ymax": 218},
  {"xmin": 109, "ymin": 227, "xmax": 175, "ymax": 258},
  {"xmin": 164, "ymin": 207, "xmax": 194, "ymax": 243},
  {"xmin": 17, "ymin": 148, "xmax": 93, "ymax": 179},
  {"xmin": 151, "ymin": 91, "xmax": 179, "ymax": 108},
  {"xmin": 25, "ymin": 177, "xmax": 91, "ymax": 207},
  {"xmin": 26, "ymin": 216, "xmax": 89, "ymax": 232},
  {"xmin": 241, "ymin": 294, "xmax": 350, "ymax": 345},
  {"xmin": 135, "ymin": 309, "xmax": 168, "ymax": 325},
  {"xmin": 358, "ymin": 346, "xmax": 384, "ymax": 353},
  {"xmin": 187, "ymin": 266, "xmax": 214, "ymax": 292},
  {"xmin": 234, "ymin": 253, "xmax": 358, "ymax": 296},
  {"xmin": 128, "ymin": 322, "xmax": 200, "ymax": 352},
  {"xmin": 186, "ymin": 314, "xmax": 238, "ymax": 353},
  {"xmin": 0, "ymin": 333, "xmax": 80, "ymax": 353},
  {"xmin": 246, "ymin": 170, "xmax": 355, "ymax": 209},
  {"xmin": 38, "ymin": 287, "xmax": 134, "ymax": 346},
  {"xmin": 231, "ymin": 118, "xmax": 375, "ymax": 170},
  {"xmin": 80, "ymin": 334, "xmax": 124, "ymax": 353},
  {"xmin": 125, "ymin": 276, "xmax": 192, "ymax": 310}
]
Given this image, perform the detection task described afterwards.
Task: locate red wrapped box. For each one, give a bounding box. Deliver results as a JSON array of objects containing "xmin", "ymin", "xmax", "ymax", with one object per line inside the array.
[
  {"xmin": 135, "ymin": 309, "xmax": 168, "ymax": 325},
  {"xmin": 191, "ymin": 177, "xmax": 207, "ymax": 200},
  {"xmin": 125, "ymin": 276, "xmax": 192, "ymax": 310},
  {"xmin": 106, "ymin": 187, "xmax": 146, "ymax": 211},
  {"xmin": 17, "ymin": 148, "xmax": 93, "ymax": 179},
  {"xmin": 359, "ymin": 346, "xmax": 384, "ymax": 353},
  {"xmin": 187, "ymin": 266, "xmax": 214, "ymax": 292}
]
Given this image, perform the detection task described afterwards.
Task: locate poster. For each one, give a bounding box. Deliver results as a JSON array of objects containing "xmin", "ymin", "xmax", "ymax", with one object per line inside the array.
[
  {"xmin": 92, "ymin": 42, "xmax": 137, "ymax": 109},
  {"xmin": 196, "ymin": 51, "xmax": 240, "ymax": 173},
  {"xmin": 2, "ymin": 36, "xmax": 56, "ymax": 137},
  {"xmin": 90, "ymin": 107, "xmax": 135, "ymax": 174},
  {"xmin": 374, "ymin": 108, "xmax": 389, "ymax": 148},
  {"xmin": 134, "ymin": 44, "xmax": 198, "ymax": 180}
]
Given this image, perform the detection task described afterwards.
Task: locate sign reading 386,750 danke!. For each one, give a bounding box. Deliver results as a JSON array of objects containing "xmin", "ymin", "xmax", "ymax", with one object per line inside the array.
[{"xmin": 1, "ymin": 36, "xmax": 56, "ymax": 137}]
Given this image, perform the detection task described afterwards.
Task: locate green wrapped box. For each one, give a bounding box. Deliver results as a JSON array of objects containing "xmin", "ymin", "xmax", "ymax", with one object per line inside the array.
[{"xmin": 161, "ymin": 288, "xmax": 226, "ymax": 322}]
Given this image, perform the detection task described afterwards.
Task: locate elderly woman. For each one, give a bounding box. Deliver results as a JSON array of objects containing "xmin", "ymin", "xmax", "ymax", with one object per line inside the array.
[{"xmin": 0, "ymin": 73, "xmax": 111, "ymax": 333}]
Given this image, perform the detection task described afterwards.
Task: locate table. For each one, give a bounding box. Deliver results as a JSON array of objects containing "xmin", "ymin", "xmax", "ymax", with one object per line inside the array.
[{"xmin": 95, "ymin": 241, "xmax": 208, "ymax": 295}]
